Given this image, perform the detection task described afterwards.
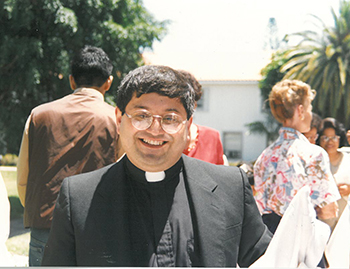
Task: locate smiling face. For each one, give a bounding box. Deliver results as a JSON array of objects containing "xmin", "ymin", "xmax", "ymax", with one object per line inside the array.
[
  {"xmin": 116, "ymin": 92, "xmax": 192, "ymax": 172},
  {"xmin": 320, "ymin": 127, "xmax": 340, "ymax": 155}
]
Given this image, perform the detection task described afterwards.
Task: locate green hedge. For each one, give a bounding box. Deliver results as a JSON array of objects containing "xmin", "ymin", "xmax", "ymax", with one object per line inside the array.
[{"xmin": 0, "ymin": 154, "xmax": 18, "ymax": 166}]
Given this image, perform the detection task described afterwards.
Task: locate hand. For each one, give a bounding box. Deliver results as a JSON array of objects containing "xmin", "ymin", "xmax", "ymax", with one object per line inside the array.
[
  {"xmin": 338, "ymin": 184, "xmax": 350, "ymax": 197},
  {"xmin": 315, "ymin": 201, "xmax": 338, "ymax": 220}
]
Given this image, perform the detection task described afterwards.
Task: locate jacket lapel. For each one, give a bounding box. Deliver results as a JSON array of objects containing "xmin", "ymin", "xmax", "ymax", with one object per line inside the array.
[
  {"xmin": 182, "ymin": 155, "xmax": 226, "ymax": 267},
  {"xmin": 92, "ymin": 159, "xmax": 135, "ymax": 265},
  {"xmin": 94, "ymin": 158, "xmax": 153, "ymax": 266}
]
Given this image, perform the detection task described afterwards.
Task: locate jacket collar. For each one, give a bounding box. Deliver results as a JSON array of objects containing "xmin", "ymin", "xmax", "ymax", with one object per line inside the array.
[{"xmin": 73, "ymin": 87, "xmax": 104, "ymax": 101}]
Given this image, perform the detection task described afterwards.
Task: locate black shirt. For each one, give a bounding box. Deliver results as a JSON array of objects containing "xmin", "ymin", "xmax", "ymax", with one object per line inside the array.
[{"xmin": 125, "ymin": 157, "xmax": 196, "ymax": 266}]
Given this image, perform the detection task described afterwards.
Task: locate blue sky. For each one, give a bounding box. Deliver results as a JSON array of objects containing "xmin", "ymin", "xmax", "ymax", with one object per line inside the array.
[{"xmin": 143, "ymin": 0, "xmax": 339, "ymax": 80}]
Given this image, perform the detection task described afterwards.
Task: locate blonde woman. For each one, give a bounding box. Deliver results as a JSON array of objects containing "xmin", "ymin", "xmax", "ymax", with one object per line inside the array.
[{"xmin": 254, "ymin": 80, "xmax": 340, "ymax": 234}]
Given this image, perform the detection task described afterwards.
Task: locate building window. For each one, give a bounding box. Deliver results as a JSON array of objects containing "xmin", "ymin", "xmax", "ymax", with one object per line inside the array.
[
  {"xmin": 223, "ymin": 132, "xmax": 242, "ymax": 159},
  {"xmin": 196, "ymin": 88, "xmax": 207, "ymax": 111}
]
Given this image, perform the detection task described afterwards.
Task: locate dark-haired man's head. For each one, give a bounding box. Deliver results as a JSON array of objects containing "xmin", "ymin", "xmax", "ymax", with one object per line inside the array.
[
  {"xmin": 115, "ymin": 65, "xmax": 196, "ymax": 172},
  {"xmin": 70, "ymin": 46, "xmax": 113, "ymax": 90}
]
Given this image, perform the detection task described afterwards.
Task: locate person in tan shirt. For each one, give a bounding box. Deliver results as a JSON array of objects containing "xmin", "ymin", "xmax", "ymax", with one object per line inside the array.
[{"xmin": 17, "ymin": 45, "xmax": 118, "ymax": 266}]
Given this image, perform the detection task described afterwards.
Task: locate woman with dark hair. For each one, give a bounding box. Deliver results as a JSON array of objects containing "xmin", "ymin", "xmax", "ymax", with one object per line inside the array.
[{"xmin": 318, "ymin": 117, "xmax": 350, "ymax": 231}]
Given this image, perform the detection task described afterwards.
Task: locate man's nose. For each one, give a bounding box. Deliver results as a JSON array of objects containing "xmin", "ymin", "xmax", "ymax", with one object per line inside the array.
[{"xmin": 148, "ymin": 116, "xmax": 164, "ymax": 134}]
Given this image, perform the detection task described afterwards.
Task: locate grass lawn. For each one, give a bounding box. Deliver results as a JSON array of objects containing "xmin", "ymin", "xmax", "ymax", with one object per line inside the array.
[
  {"xmin": 1, "ymin": 170, "xmax": 24, "ymax": 220},
  {"xmin": 2, "ymin": 170, "xmax": 18, "ymax": 197},
  {"xmin": 1, "ymin": 169, "xmax": 29, "ymax": 260}
]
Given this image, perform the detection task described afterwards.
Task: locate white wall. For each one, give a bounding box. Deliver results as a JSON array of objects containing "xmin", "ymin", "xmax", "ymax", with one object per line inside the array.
[{"xmin": 193, "ymin": 80, "xmax": 267, "ymax": 162}]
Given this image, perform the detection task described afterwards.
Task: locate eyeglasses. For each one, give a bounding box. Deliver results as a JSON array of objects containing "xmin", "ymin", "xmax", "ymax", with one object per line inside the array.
[
  {"xmin": 305, "ymin": 134, "xmax": 319, "ymax": 142},
  {"xmin": 124, "ymin": 110, "xmax": 187, "ymax": 134},
  {"xmin": 320, "ymin": 135, "xmax": 340, "ymax": 143}
]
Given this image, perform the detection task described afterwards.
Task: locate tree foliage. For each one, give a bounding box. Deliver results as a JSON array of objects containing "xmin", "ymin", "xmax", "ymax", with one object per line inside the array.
[
  {"xmin": 280, "ymin": 0, "xmax": 350, "ymax": 128},
  {"xmin": 259, "ymin": 50, "xmax": 288, "ymax": 107},
  {"xmin": 245, "ymin": 51, "xmax": 286, "ymax": 146},
  {"xmin": 0, "ymin": 0, "xmax": 168, "ymax": 154}
]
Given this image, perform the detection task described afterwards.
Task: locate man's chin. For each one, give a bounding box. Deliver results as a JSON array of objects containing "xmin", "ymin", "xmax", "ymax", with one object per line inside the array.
[{"xmin": 133, "ymin": 153, "xmax": 169, "ymax": 171}]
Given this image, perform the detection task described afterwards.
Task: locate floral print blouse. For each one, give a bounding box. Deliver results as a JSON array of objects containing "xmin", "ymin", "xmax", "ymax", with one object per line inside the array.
[{"xmin": 254, "ymin": 127, "xmax": 340, "ymax": 216}]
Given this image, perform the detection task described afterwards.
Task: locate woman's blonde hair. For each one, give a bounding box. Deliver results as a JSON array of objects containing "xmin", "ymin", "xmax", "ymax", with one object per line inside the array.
[{"xmin": 269, "ymin": 80, "xmax": 316, "ymax": 123}]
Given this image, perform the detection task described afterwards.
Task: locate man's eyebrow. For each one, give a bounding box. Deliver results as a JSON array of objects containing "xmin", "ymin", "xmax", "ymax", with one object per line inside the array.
[
  {"xmin": 165, "ymin": 108, "xmax": 181, "ymax": 113},
  {"xmin": 132, "ymin": 105, "xmax": 147, "ymax": 110},
  {"xmin": 131, "ymin": 106, "xmax": 181, "ymax": 114}
]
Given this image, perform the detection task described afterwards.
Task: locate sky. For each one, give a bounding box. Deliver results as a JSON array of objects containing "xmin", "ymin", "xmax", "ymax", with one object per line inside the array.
[{"xmin": 142, "ymin": 0, "xmax": 340, "ymax": 80}]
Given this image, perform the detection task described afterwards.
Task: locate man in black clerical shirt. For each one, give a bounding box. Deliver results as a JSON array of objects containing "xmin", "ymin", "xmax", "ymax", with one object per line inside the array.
[{"xmin": 42, "ymin": 65, "xmax": 271, "ymax": 267}]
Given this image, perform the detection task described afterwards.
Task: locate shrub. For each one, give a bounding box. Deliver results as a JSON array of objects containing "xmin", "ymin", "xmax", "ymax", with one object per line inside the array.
[{"xmin": 0, "ymin": 154, "xmax": 18, "ymax": 166}]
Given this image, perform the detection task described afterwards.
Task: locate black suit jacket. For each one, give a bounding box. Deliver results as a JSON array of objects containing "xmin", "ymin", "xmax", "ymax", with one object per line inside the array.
[{"xmin": 42, "ymin": 155, "xmax": 271, "ymax": 267}]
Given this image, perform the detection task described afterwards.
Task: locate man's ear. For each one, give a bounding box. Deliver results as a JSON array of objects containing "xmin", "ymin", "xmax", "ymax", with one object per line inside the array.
[
  {"xmin": 103, "ymin": 75, "xmax": 114, "ymax": 92},
  {"xmin": 187, "ymin": 116, "xmax": 193, "ymax": 132},
  {"xmin": 69, "ymin": 75, "xmax": 77, "ymax": 90},
  {"xmin": 115, "ymin": 107, "xmax": 123, "ymax": 134}
]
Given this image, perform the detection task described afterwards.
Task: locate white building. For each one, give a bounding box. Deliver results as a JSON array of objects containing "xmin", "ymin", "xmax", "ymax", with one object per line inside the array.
[
  {"xmin": 142, "ymin": 51, "xmax": 271, "ymax": 163},
  {"xmin": 194, "ymin": 79, "xmax": 268, "ymax": 163}
]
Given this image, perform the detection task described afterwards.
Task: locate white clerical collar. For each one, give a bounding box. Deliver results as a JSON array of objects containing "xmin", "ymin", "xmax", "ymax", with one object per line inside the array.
[{"xmin": 145, "ymin": 171, "xmax": 166, "ymax": 182}]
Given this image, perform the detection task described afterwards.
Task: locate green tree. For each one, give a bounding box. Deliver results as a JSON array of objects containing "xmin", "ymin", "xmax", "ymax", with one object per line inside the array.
[
  {"xmin": 280, "ymin": 0, "xmax": 350, "ymax": 128},
  {"xmin": 246, "ymin": 18, "xmax": 287, "ymax": 147},
  {"xmin": 246, "ymin": 51, "xmax": 286, "ymax": 146},
  {"xmin": 259, "ymin": 50, "xmax": 288, "ymax": 106},
  {"xmin": 0, "ymin": 0, "xmax": 168, "ymax": 154}
]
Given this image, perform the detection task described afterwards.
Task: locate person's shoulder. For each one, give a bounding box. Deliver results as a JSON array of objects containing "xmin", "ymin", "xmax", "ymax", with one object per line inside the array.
[
  {"xmin": 340, "ymin": 151, "xmax": 350, "ymax": 163},
  {"xmin": 94, "ymin": 100, "xmax": 116, "ymax": 115},
  {"xmin": 182, "ymin": 154, "xmax": 240, "ymax": 176},
  {"xmin": 294, "ymin": 142, "xmax": 329, "ymax": 162},
  {"xmin": 196, "ymin": 124, "xmax": 220, "ymax": 135},
  {"xmin": 182, "ymin": 155, "xmax": 246, "ymax": 198},
  {"xmin": 302, "ymin": 142, "xmax": 326, "ymax": 154},
  {"xmin": 31, "ymin": 95, "xmax": 67, "ymax": 114},
  {"xmin": 32, "ymin": 93, "xmax": 115, "ymax": 121},
  {"xmin": 31, "ymin": 93, "xmax": 83, "ymax": 121}
]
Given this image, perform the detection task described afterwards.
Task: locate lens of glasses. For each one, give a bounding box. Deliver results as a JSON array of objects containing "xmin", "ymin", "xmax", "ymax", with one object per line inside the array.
[
  {"xmin": 307, "ymin": 134, "xmax": 318, "ymax": 141},
  {"xmin": 321, "ymin": 135, "xmax": 339, "ymax": 142},
  {"xmin": 126, "ymin": 111, "xmax": 185, "ymax": 134},
  {"xmin": 127, "ymin": 111, "xmax": 151, "ymax": 130}
]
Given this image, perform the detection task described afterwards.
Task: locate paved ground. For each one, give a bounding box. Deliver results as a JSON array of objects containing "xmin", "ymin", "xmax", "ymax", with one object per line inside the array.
[
  {"xmin": 5, "ymin": 218, "xmax": 29, "ymax": 266},
  {"xmin": 0, "ymin": 166, "xmax": 17, "ymax": 172},
  {"xmin": 1, "ymin": 166, "xmax": 29, "ymax": 265},
  {"xmin": 10, "ymin": 218, "xmax": 28, "ymax": 238},
  {"xmin": 7, "ymin": 219, "xmax": 29, "ymax": 266}
]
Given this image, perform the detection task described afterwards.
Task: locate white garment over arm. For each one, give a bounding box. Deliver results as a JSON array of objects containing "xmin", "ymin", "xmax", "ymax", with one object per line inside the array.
[{"xmin": 250, "ymin": 186, "xmax": 331, "ymax": 268}]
